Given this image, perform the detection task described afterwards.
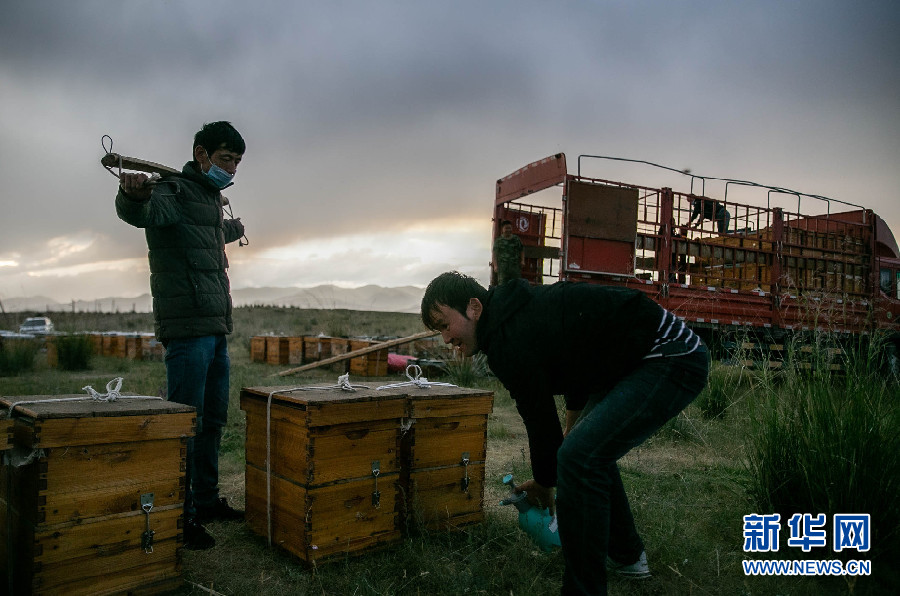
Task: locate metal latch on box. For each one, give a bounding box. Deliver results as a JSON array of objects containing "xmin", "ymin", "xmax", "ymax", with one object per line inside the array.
[
  {"xmin": 460, "ymin": 452, "xmax": 470, "ymax": 493},
  {"xmin": 371, "ymin": 461, "xmax": 381, "ymax": 509},
  {"xmin": 141, "ymin": 493, "xmax": 155, "ymax": 554}
]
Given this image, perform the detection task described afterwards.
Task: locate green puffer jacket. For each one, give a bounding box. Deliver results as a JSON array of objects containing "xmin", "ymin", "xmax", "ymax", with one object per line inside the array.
[{"xmin": 115, "ymin": 162, "xmax": 246, "ymax": 340}]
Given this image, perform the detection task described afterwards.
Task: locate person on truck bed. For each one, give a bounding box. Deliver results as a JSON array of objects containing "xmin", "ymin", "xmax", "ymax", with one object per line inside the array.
[
  {"xmin": 421, "ymin": 271, "xmax": 709, "ymax": 595},
  {"xmin": 492, "ymin": 219, "xmax": 526, "ymax": 286},
  {"xmin": 687, "ymin": 196, "xmax": 730, "ymax": 233}
]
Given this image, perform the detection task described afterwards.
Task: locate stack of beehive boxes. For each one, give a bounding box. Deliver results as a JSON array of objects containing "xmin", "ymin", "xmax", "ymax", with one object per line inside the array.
[
  {"xmin": 348, "ymin": 340, "xmax": 388, "ymax": 376},
  {"xmin": 265, "ymin": 336, "xmax": 290, "ymax": 365},
  {"xmin": 302, "ymin": 336, "xmax": 330, "ymax": 364},
  {"xmin": 251, "ymin": 336, "xmax": 268, "ymax": 362},
  {"xmin": 241, "ymin": 385, "xmax": 407, "ymax": 564},
  {"xmin": 0, "ymin": 393, "xmax": 195, "ymax": 595},
  {"xmin": 46, "ymin": 333, "xmax": 163, "ymax": 368},
  {"xmin": 101, "ymin": 333, "xmax": 128, "ymax": 359},
  {"xmin": 240, "ymin": 382, "xmax": 493, "ymax": 566},
  {"xmin": 249, "ymin": 336, "xmax": 392, "ymax": 377},
  {"xmin": 326, "ymin": 337, "xmax": 351, "ymax": 373},
  {"xmin": 287, "ymin": 337, "xmax": 305, "ymax": 365},
  {"xmin": 401, "ymin": 385, "xmax": 492, "ymax": 530}
]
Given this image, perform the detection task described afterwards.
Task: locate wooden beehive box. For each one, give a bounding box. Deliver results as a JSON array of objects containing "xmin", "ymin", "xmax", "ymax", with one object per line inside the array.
[
  {"xmin": 327, "ymin": 338, "xmax": 351, "ymax": 373},
  {"xmin": 299, "ymin": 336, "xmax": 335, "ymax": 364},
  {"xmin": 287, "ymin": 337, "xmax": 305, "ymax": 365},
  {"xmin": 102, "ymin": 333, "xmax": 127, "ymax": 359},
  {"xmin": 125, "ymin": 335, "xmax": 144, "ymax": 360},
  {"xmin": 317, "ymin": 336, "xmax": 334, "ymax": 360},
  {"xmin": 0, "ymin": 393, "xmax": 195, "ymax": 596},
  {"xmin": 240, "ymin": 384, "xmax": 406, "ymax": 565},
  {"xmin": 301, "ymin": 336, "xmax": 323, "ymax": 363},
  {"xmin": 266, "ymin": 336, "xmax": 290, "ymax": 365},
  {"xmin": 142, "ymin": 337, "xmax": 165, "ymax": 361},
  {"xmin": 349, "ymin": 340, "xmax": 388, "ymax": 377},
  {"xmin": 250, "ymin": 336, "xmax": 267, "ymax": 362},
  {"xmin": 401, "ymin": 385, "xmax": 493, "ymax": 531},
  {"xmin": 89, "ymin": 333, "xmax": 104, "ymax": 355}
]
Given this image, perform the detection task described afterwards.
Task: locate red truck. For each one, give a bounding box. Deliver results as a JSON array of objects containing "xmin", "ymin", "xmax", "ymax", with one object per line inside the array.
[{"xmin": 491, "ymin": 153, "xmax": 900, "ymax": 368}]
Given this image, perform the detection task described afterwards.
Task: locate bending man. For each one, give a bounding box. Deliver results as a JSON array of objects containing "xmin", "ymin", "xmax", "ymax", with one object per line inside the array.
[{"xmin": 421, "ymin": 272, "xmax": 708, "ymax": 595}]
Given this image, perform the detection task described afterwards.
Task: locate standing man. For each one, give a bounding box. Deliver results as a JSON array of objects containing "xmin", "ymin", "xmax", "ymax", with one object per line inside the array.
[
  {"xmin": 492, "ymin": 219, "xmax": 525, "ymax": 286},
  {"xmin": 115, "ymin": 121, "xmax": 247, "ymax": 550},
  {"xmin": 421, "ymin": 272, "xmax": 709, "ymax": 595}
]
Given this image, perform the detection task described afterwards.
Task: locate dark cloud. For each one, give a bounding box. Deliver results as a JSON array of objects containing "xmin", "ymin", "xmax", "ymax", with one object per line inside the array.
[{"xmin": 1, "ymin": 0, "xmax": 899, "ymax": 301}]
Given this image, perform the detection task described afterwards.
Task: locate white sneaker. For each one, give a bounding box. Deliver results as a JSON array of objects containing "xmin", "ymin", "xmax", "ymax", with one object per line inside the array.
[{"xmin": 606, "ymin": 550, "xmax": 651, "ymax": 579}]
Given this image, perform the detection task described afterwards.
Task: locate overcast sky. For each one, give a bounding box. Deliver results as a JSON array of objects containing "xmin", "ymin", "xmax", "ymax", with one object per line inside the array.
[{"xmin": 1, "ymin": 0, "xmax": 898, "ymax": 303}]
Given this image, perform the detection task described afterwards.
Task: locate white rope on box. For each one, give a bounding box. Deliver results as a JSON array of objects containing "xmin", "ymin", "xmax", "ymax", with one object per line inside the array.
[
  {"xmin": 4, "ymin": 377, "xmax": 163, "ymax": 419},
  {"xmin": 375, "ymin": 364, "xmax": 458, "ymax": 391},
  {"xmin": 264, "ymin": 373, "xmax": 367, "ymax": 547}
]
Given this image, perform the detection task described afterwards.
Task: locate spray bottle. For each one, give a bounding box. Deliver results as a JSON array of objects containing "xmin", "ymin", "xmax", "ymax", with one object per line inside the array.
[{"xmin": 498, "ymin": 473, "xmax": 561, "ymax": 551}]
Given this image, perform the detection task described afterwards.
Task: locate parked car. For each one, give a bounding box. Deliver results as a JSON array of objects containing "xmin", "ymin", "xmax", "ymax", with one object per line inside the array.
[{"xmin": 19, "ymin": 316, "xmax": 54, "ymax": 335}]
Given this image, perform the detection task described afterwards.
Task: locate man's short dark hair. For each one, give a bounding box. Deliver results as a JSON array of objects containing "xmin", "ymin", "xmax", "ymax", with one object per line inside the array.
[
  {"xmin": 194, "ymin": 121, "xmax": 246, "ymax": 156},
  {"xmin": 500, "ymin": 219, "xmax": 512, "ymax": 227},
  {"xmin": 421, "ymin": 271, "xmax": 488, "ymax": 330}
]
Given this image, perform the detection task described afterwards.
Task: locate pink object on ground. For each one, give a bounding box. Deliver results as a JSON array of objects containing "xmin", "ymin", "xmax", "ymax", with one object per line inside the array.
[{"xmin": 388, "ymin": 353, "xmax": 416, "ymax": 373}]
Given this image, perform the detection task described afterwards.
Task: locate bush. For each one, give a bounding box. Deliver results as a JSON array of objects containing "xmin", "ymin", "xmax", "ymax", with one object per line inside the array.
[
  {"xmin": 56, "ymin": 333, "xmax": 93, "ymax": 371},
  {"xmin": 0, "ymin": 339, "xmax": 39, "ymax": 376}
]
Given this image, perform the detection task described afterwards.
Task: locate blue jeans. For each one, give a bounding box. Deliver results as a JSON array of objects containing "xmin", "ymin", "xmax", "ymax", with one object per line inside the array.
[
  {"xmin": 164, "ymin": 335, "xmax": 230, "ymax": 517},
  {"xmin": 556, "ymin": 349, "xmax": 709, "ymax": 595}
]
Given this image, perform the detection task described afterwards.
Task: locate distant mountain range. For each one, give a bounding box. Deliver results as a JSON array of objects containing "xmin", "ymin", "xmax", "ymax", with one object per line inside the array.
[{"xmin": 1, "ymin": 284, "xmax": 426, "ymax": 315}]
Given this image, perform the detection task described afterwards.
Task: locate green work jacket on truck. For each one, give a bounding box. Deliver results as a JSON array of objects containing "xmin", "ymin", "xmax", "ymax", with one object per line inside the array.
[{"xmin": 115, "ymin": 161, "xmax": 245, "ymax": 340}]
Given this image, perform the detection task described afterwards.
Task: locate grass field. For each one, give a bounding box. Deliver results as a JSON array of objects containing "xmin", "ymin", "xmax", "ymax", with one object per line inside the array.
[{"xmin": 1, "ymin": 308, "xmax": 897, "ymax": 595}]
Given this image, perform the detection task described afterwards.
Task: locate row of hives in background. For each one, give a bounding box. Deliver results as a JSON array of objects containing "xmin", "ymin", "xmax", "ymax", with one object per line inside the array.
[
  {"xmin": 45, "ymin": 332, "xmax": 164, "ymax": 367},
  {"xmin": 250, "ymin": 334, "xmax": 452, "ymax": 376}
]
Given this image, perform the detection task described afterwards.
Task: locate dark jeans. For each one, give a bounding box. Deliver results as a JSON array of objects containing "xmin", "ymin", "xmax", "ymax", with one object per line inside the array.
[
  {"xmin": 556, "ymin": 349, "xmax": 709, "ymax": 595},
  {"xmin": 716, "ymin": 209, "xmax": 731, "ymax": 234},
  {"xmin": 164, "ymin": 335, "xmax": 230, "ymax": 517}
]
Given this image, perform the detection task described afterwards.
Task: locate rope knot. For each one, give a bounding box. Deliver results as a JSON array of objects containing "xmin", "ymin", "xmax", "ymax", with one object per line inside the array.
[
  {"xmin": 405, "ymin": 364, "xmax": 430, "ymax": 388},
  {"xmin": 336, "ymin": 373, "xmax": 357, "ymax": 392},
  {"xmin": 375, "ymin": 364, "xmax": 458, "ymax": 391},
  {"xmin": 83, "ymin": 377, "xmax": 124, "ymax": 402}
]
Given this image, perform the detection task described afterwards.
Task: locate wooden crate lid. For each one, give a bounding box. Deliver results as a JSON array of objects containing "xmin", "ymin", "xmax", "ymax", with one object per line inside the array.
[
  {"xmin": 0, "ymin": 393, "xmax": 196, "ymax": 448},
  {"xmin": 242, "ymin": 383, "xmax": 408, "ymax": 426},
  {"xmin": 389, "ymin": 383, "xmax": 495, "ymax": 418},
  {"xmin": 406, "ymin": 392, "xmax": 494, "ymax": 418},
  {"xmin": 0, "ymin": 394, "xmax": 194, "ymax": 420}
]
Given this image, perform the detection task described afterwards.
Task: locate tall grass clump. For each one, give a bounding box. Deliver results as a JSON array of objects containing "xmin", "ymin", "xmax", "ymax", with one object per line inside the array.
[
  {"xmin": 745, "ymin": 338, "xmax": 900, "ymax": 564},
  {"xmin": 696, "ymin": 348, "xmax": 753, "ymax": 420},
  {"xmin": 696, "ymin": 363, "xmax": 736, "ymax": 419},
  {"xmin": 444, "ymin": 352, "xmax": 491, "ymax": 388},
  {"xmin": 0, "ymin": 340, "xmax": 39, "ymax": 376},
  {"xmin": 55, "ymin": 333, "xmax": 93, "ymax": 371}
]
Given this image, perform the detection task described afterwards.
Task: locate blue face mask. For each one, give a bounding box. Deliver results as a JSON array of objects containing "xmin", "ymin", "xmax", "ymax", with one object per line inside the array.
[{"xmin": 204, "ymin": 162, "xmax": 234, "ymax": 189}]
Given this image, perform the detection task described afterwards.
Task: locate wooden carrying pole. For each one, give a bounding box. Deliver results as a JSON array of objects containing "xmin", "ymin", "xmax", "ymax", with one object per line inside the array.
[
  {"xmin": 275, "ymin": 330, "xmax": 439, "ymax": 377},
  {"xmin": 101, "ymin": 152, "xmax": 179, "ymax": 176},
  {"xmin": 101, "ymin": 151, "xmax": 231, "ymax": 205}
]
